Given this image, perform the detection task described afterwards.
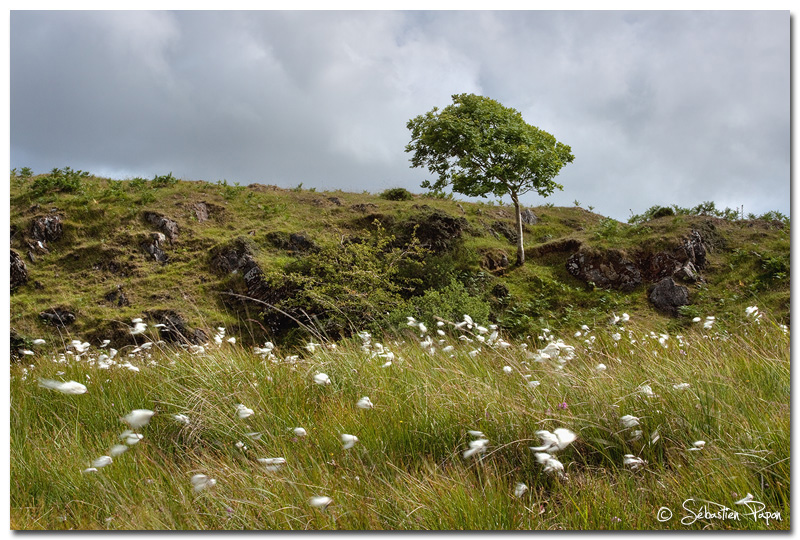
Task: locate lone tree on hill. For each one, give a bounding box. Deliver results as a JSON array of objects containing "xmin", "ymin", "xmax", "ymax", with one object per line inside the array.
[{"xmin": 405, "ymin": 93, "xmax": 574, "ymax": 266}]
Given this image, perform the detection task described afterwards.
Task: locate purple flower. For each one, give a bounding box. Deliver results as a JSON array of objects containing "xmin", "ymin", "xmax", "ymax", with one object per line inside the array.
[{"xmin": 557, "ymin": 402, "xmax": 568, "ymax": 410}]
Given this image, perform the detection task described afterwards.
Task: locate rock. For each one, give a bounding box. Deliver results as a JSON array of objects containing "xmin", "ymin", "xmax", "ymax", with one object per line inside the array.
[
  {"xmin": 480, "ymin": 249, "xmax": 510, "ymax": 272},
  {"xmin": 26, "ymin": 250, "xmax": 36, "ymax": 263},
  {"xmin": 673, "ymin": 261, "xmax": 701, "ymax": 283},
  {"xmin": 104, "ymin": 285, "xmax": 130, "ymax": 307},
  {"xmin": 350, "ymin": 203, "xmax": 378, "ymax": 213},
  {"xmin": 327, "ymin": 197, "xmax": 343, "ymax": 206},
  {"xmin": 40, "ymin": 307, "xmax": 76, "ymax": 326},
  {"xmin": 400, "ymin": 209, "xmax": 469, "ymax": 254},
  {"xmin": 143, "ymin": 212, "xmax": 179, "ymax": 244},
  {"xmin": 490, "ymin": 220, "xmax": 518, "ymax": 243},
  {"xmin": 210, "ymin": 238, "xmax": 284, "ymax": 304},
  {"xmin": 520, "ymin": 208, "xmax": 538, "ymax": 225},
  {"xmin": 193, "ymin": 202, "xmax": 209, "ymax": 222},
  {"xmin": 648, "ymin": 277, "xmax": 690, "ymax": 315},
  {"xmin": 680, "ymin": 230, "xmax": 707, "ymax": 269},
  {"xmin": 11, "ymin": 250, "xmax": 28, "ymax": 290},
  {"xmin": 491, "ymin": 282, "xmax": 510, "ymax": 299},
  {"xmin": 30, "ymin": 214, "xmax": 63, "ymax": 244},
  {"xmin": 566, "ymin": 249, "xmax": 642, "ymax": 292},
  {"xmin": 146, "ymin": 309, "xmax": 207, "ymax": 344},
  {"xmin": 141, "ymin": 232, "xmax": 168, "ymax": 264}
]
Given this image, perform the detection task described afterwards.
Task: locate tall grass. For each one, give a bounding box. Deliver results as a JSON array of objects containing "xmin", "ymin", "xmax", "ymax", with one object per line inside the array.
[{"xmin": 10, "ymin": 311, "xmax": 789, "ymax": 530}]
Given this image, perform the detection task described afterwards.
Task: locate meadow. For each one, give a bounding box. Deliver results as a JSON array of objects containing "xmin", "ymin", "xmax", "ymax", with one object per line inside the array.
[{"xmin": 10, "ymin": 306, "xmax": 789, "ymax": 530}]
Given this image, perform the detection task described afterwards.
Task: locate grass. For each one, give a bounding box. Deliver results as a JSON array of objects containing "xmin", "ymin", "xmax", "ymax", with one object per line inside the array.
[{"xmin": 10, "ymin": 308, "xmax": 789, "ymax": 530}]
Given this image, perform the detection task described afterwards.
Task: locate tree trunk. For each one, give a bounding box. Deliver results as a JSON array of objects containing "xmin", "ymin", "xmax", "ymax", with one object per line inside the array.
[{"xmin": 511, "ymin": 192, "xmax": 525, "ymax": 266}]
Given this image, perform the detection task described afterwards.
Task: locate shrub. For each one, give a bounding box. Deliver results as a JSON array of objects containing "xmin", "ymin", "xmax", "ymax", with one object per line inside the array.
[
  {"xmin": 30, "ymin": 167, "xmax": 89, "ymax": 196},
  {"xmin": 152, "ymin": 172, "xmax": 178, "ymax": 187},
  {"xmin": 392, "ymin": 278, "xmax": 491, "ymax": 327},
  {"xmin": 380, "ymin": 187, "xmax": 414, "ymax": 201}
]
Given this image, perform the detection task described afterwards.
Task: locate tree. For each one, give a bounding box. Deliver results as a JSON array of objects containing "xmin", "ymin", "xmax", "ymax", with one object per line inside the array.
[{"xmin": 405, "ymin": 93, "xmax": 574, "ymax": 266}]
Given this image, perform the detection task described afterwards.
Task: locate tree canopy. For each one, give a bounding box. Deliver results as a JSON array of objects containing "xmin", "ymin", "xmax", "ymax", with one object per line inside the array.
[{"xmin": 405, "ymin": 93, "xmax": 574, "ymax": 265}]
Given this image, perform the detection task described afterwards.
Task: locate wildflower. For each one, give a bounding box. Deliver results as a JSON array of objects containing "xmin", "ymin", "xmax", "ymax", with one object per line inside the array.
[
  {"xmin": 341, "ymin": 434, "xmax": 358, "ymax": 449},
  {"xmin": 468, "ymin": 349, "xmax": 480, "ymax": 358},
  {"xmin": 38, "ymin": 378, "xmax": 88, "ymax": 395},
  {"xmin": 235, "ymin": 441, "xmax": 246, "ymax": 450},
  {"xmin": 528, "ymin": 380, "xmax": 541, "ymax": 389},
  {"xmin": 437, "ymin": 329, "xmax": 445, "ymax": 336},
  {"xmin": 227, "ymin": 337, "xmax": 236, "ymax": 344},
  {"xmin": 463, "ymin": 438, "xmax": 489, "ymax": 459},
  {"xmin": 119, "ymin": 430, "xmax": 144, "ymax": 445},
  {"xmin": 596, "ymin": 363, "xmax": 607, "ymax": 371},
  {"xmin": 173, "ymin": 414, "xmax": 190, "ymax": 424},
  {"xmin": 442, "ymin": 345, "xmax": 454, "ymax": 353},
  {"xmin": 745, "ymin": 306, "xmax": 761, "ymax": 320},
  {"xmin": 514, "ymin": 483, "xmax": 529, "ymax": 497},
  {"xmin": 293, "ymin": 427, "xmax": 307, "ymax": 437},
  {"xmin": 313, "ymin": 372, "xmax": 331, "ymax": 386},
  {"xmin": 418, "ymin": 323, "xmax": 427, "ymax": 334},
  {"xmin": 673, "ymin": 383, "xmax": 690, "ymax": 390},
  {"xmin": 191, "ymin": 474, "xmax": 217, "ymax": 492},
  {"xmin": 236, "ymin": 404, "xmax": 255, "ymax": 419},
  {"xmin": 629, "ymin": 430, "xmax": 643, "ymax": 442},
  {"xmin": 530, "ymin": 428, "xmax": 577, "ymax": 453},
  {"xmin": 304, "ymin": 342, "xmax": 320, "ymax": 353},
  {"xmin": 581, "ymin": 325, "xmax": 590, "ymax": 331},
  {"xmin": 121, "ymin": 409, "xmax": 155, "ymax": 429},
  {"xmin": 356, "ymin": 396, "xmax": 374, "ymax": 409},
  {"xmin": 381, "ymin": 360, "xmax": 392, "ymax": 368},
  {"xmin": 92, "ymin": 456, "xmax": 113, "ymax": 468},
  {"xmin": 688, "ymin": 440, "xmax": 706, "ymax": 451},
  {"xmin": 82, "ymin": 467, "xmax": 98, "ymax": 474},
  {"xmin": 534, "ymin": 452, "xmax": 564, "ymax": 476},
  {"xmin": 406, "ymin": 316, "xmax": 417, "ymax": 326},
  {"xmin": 611, "ymin": 333, "xmax": 621, "ymax": 341},
  {"xmin": 100, "ymin": 339, "xmax": 111, "ymax": 348},
  {"xmin": 703, "ymin": 316, "xmax": 715, "ymax": 330},
  {"xmin": 467, "ymin": 430, "xmax": 485, "ymax": 438},
  {"xmin": 650, "ymin": 430, "xmax": 660, "ymax": 444},
  {"xmin": 623, "ymin": 454, "xmax": 646, "ymax": 471},
  {"xmin": 620, "ymin": 415, "xmax": 640, "ymax": 428},
  {"xmin": 109, "ymin": 444, "xmax": 128, "ymax": 457},
  {"xmin": 309, "ymin": 496, "xmax": 333, "ymax": 509},
  {"xmin": 621, "ymin": 313, "xmax": 630, "ymax": 323},
  {"xmin": 245, "ymin": 432, "xmax": 262, "ymax": 441},
  {"xmin": 258, "ymin": 457, "xmax": 287, "ymax": 472},
  {"xmin": 502, "ymin": 366, "xmax": 512, "ymax": 374},
  {"xmin": 692, "ymin": 317, "xmax": 702, "ymax": 323},
  {"xmin": 32, "ymin": 338, "xmax": 46, "ymax": 346},
  {"xmin": 735, "ymin": 493, "xmax": 754, "ymax": 505}
]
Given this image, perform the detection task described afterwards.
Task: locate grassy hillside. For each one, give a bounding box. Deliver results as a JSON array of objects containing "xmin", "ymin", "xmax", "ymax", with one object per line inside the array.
[{"xmin": 9, "ymin": 169, "xmax": 789, "ymax": 352}]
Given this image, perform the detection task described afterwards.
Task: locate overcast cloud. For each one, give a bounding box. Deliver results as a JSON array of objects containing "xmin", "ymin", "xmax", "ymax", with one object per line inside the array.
[{"xmin": 10, "ymin": 10, "xmax": 789, "ymax": 220}]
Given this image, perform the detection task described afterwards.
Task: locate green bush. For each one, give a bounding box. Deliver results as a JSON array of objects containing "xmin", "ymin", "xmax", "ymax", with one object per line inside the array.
[
  {"xmin": 392, "ymin": 278, "xmax": 491, "ymax": 327},
  {"xmin": 380, "ymin": 187, "xmax": 414, "ymax": 201},
  {"xmin": 152, "ymin": 172, "xmax": 178, "ymax": 187},
  {"xmin": 30, "ymin": 167, "xmax": 89, "ymax": 196}
]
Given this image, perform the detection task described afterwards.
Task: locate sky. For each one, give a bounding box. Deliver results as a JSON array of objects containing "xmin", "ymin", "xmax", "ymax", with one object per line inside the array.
[{"xmin": 8, "ymin": 9, "xmax": 791, "ymax": 221}]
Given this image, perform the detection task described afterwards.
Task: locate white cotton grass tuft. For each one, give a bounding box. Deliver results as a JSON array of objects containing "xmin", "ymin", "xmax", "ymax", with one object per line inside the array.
[
  {"xmin": 735, "ymin": 493, "xmax": 754, "ymax": 505},
  {"xmin": 121, "ymin": 409, "xmax": 154, "ymax": 429},
  {"xmin": 92, "ymin": 456, "xmax": 113, "ymax": 468},
  {"xmin": 673, "ymin": 383, "xmax": 691, "ymax": 390},
  {"xmin": 356, "ymin": 396, "xmax": 374, "ymax": 409},
  {"xmin": 688, "ymin": 440, "xmax": 706, "ymax": 451},
  {"xmin": 191, "ymin": 474, "xmax": 217, "ymax": 492},
  {"xmin": 173, "ymin": 414, "xmax": 190, "ymax": 425},
  {"xmin": 309, "ymin": 496, "xmax": 333, "ymax": 510},
  {"xmin": 623, "ymin": 454, "xmax": 647, "ymax": 471},
  {"xmin": 620, "ymin": 415, "xmax": 640, "ymax": 428},
  {"xmin": 534, "ymin": 452, "xmax": 565, "ymax": 476},
  {"xmin": 530, "ymin": 428, "xmax": 577, "ymax": 454},
  {"xmin": 236, "ymin": 404, "xmax": 255, "ymax": 419},
  {"xmin": 292, "ymin": 427, "xmax": 307, "ymax": 438},
  {"xmin": 595, "ymin": 363, "xmax": 607, "ymax": 371},
  {"xmin": 638, "ymin": 384, "xmax": 655, "ymax": 397},
  {"xmin": 462, "ymin": 438, "xmax": 489, "ymax": 459},
  {"xmin": 341, "ymin": 433, "xmax": 359, "ymax": 449},
  {"xmin": 258, "ymin": 457, "xmax": 287, "ymax": 472},
  {"xmin": 514, "ymin": 483, "xmax": 529, "ymax": 498},
  {"xmin": 119, "ymin": 430, "xmax": 144, "ymax": 445},
  {"xmin": 38, "ymin": 378, "xmax": 88, "ymax": 395},
  {"xmin": 313, "ymin": 372, "xmax": 331, "ymax": 386},
  {"xmin": 109, "ymin": 444, "xmax": 128, "ymax": 457},
  {"xmin": 82, "ymin": 467, "xmax": 98, "ymax": 474}
]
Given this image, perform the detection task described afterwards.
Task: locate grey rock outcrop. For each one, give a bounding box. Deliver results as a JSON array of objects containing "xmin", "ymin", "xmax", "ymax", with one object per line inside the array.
[
  {"xmin": 40, "ymin": 307, "xmax": 76, "ymax": 326},
  {"xmin": 648, "ymin": 277, "xmax": 689, "ymax": 315},
  {"xmin": 143, "ymin": 212, "xmax": 179, "ymax": 244},
  {"xmin": 141, "ymin": 232, "xmax": 169, "ymax": 264},
  {"xmin": 11, "ymin": 250, "xmax": 28, "ymax": 290},
  {"xmin": 30, "ymin": 214, "xmax": 63, "ymax": 244},
  {"xmin": 566, "ymin": 249, "xmax": 642, "ymax": 292},
  {"xmin": 520, "ymin": 208, "xmax": 538, "ymax": 225}
]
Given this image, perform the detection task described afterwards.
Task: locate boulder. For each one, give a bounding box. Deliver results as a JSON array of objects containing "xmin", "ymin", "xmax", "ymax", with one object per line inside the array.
[
  {"xmin": 350, "ymin": 203, "xmax": 378, "ymax": 213},
  {"xmin": 673, "ymin": 261, "xmax": 701, "ymax": 283},
  {"xmin": 265, "ymin": 231, "xmax": 319, "ymax": 254},
  {"xmin": 520, "ymin": 208, "xmax": 538, "ymax": 225},
  {"xmin": 40, "ymin": 307, "xmax": 76, "ymax": 326},
  {"xmin": 30, "ymin": 214, "xmax": 63, "ymax": 244},
  {"xmin": 192, "ymin": 202, "xmax": 210, "ymax": 222},
  {"xmin": 210, "ymin": 238, "xmax": 284, "ymax": 304},
  {"xmin": 566, "ymin": 249, "xmax": 642, "ymax": 292},
  {"xmin": 146, "ymin": 309, "xmax": 207, "ymax": 345},
  {"xmin": 11, "ymin": 249, "xmax": 28, "ymax": 290},
  {"xmin": 143, "ymin": 212, "xmax": 179, "ymax": 244},
  {"xmin": 141, "ymin": 232, "xmax": 169, "ymax": 264},
  {"xmin": 680, "ymin": 230, "xmax": 707, "ymax": 269},
  {"xmin": 648, "ymin": 277, "xmax": 690, "ymax": 315}
]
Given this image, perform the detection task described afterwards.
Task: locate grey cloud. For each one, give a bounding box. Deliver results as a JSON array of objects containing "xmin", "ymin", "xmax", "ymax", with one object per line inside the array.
[{"xmin": 11, "ymin": 10, "xmax": 789, "ymax": 220}]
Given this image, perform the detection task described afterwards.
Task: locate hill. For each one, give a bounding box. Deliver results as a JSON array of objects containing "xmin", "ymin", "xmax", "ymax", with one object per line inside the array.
[{"xmin": 9, "ymin": 168, "xmax": 790, "ymax": 353}]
